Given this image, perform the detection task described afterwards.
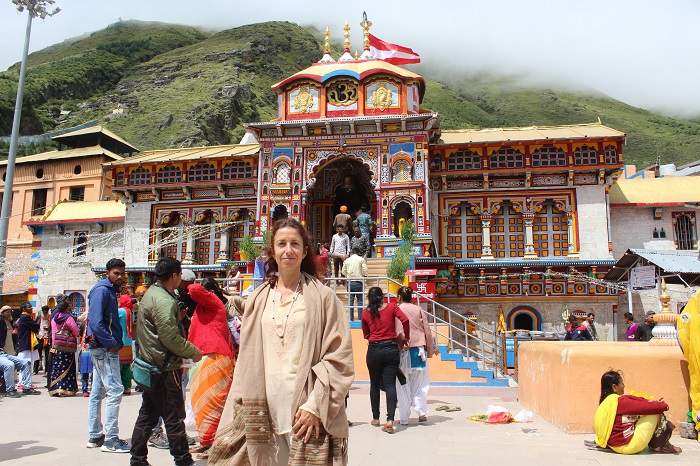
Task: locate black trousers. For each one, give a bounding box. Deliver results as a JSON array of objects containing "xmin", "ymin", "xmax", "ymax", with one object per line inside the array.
[
  {"xmin": 366, "ymin": 342, "xmax": 400, "ymax": 422},
  {"xmin": 130, "ymin": 369, "xmax": 192, "ymax": 466}
]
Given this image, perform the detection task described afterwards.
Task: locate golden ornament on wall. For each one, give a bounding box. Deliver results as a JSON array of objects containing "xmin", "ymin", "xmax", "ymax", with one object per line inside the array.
[
  {"xmin": 293, "ymin": 85, "xmax": 315, "ymax": 113},
  {"xmin": 327, "ymin": 79, "xmax": 358, "ymax": 106},
  {"xmin": 370, "ymin": 83, "xmax": 393, "ymax": 111}
]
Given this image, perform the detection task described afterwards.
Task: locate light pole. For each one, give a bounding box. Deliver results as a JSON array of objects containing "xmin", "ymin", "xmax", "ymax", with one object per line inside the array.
[{"xmin": 0, "ymin": 0, "xmax": 60, "ymax": 292}]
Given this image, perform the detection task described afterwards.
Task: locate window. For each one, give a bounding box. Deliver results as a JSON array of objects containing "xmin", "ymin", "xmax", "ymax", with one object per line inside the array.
[
  {"xmin": 69, "ymin": 186, "xmax": 85, "ymax": 201},
  {"xmin": 532, "ymin": 146, "xmax": 566, "ymax": 167},
  {"xmin": 447, "ymin": 151, "xmax": 481, "ymax": 170},
  {"xmin": 222, "ymin": 161, "xmax": 252, "ymax": 179},
  {"xmin": 574, "ymin": 145, "xmax": 598, "ymax": 165},
  {"xmin": 391, "ymin": 160, "xmax": 412, "ymax": 182},
  {"xmin": 188, "ymin": 163, "xmax": 216, "ymax": 182},
  {"xmin": 115, "ymin": 172, "xmax": 125, "ymax": 186},
  {"xmin": 447, "ymin": 203, "xmax": 482, "ymax": 259},
  {"xmin": 74, "ymin": 231, "xmax": 88, "ymax": 256},
  {"xmin": 489, "ymin": 148, "xmax": 523, "ymax": 169},
  {"xmin": 491, "ymin": 202, "xmax": 524, "ymax": 258},
  {"xmin": 533, "ymin": 201, "xmax": 569, "ymax": 257},
  {"xmin": 32, "ymin": 188, "xmax": 47, "ymax": 215},
  {"xmin": 604, "ymin": 145, "xmax": 618, "ymax": 164},
  {"xmin": 273, "ymin": 162, "xmax": 291, "ymax": 184},
  {"xmin": 129, "ymin": 167, "xmax": 151, "ymax": 185},
  {"xmin": 673, "ymin": 212, "xmax": 696, "ymax": 250},
  {"xmin": 36, "ymin": 168, "xmax": 44, "ymax": 179},
  {"xmin": 74, "ymin": 165, "xmax": 82, "ymax": 175},
  {"xmin": 157, "ymin": 165, "xmax": 182, "ymax": 184}
]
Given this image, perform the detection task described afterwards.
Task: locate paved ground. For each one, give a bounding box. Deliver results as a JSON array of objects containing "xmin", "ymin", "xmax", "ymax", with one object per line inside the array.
[{"xmin": 1, "ymin": 376, "xmax": 698, "ymax": 465}]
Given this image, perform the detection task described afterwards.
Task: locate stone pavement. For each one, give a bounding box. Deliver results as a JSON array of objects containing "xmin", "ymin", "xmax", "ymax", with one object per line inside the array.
[{"xmin": 1, "ymin": 377, "xmax": 698, "ymax": 465}]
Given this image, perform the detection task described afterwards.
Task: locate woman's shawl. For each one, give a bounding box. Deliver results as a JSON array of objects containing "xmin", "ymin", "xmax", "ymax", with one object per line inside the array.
[
  {"xmin": 209, "ymin": 272, "xmax": 354, "ymax": 465},
  {"xmin": 594, "ymin": 394, "xmax": 620, "ymax": 448}
]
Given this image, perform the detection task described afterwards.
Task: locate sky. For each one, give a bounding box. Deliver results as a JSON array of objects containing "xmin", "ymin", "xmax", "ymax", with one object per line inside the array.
[{"xmin": 1, "ymin": 0, "xmax": 700, "ymax": 117}]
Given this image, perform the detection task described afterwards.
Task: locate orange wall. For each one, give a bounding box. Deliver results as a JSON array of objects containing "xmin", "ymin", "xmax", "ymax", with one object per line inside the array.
[
  {"xmin": 0, "ymin": 155, "xmax": 112, "ymax": 245},
  {"xmin": 518, "ymin": 341, "xmax": 690, "ymax": 433}
]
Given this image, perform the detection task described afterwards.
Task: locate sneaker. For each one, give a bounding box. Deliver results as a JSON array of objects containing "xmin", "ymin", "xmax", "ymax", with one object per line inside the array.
[
  {"xmin": 187, "ymin": 434, "xmax": 196, "ymax": 446},
  {"xmin": 101, "ymin": 438, "xmax": 130, "ymax": 453},
  {"xmin": 148, "ymin": 432, "xmax": 169, "ymax": 450},
  {"xmin": 2, "ymin": 390, "xmax": 22, "ymax": 398},
  {"xmin": 22, "ymin": 388, "xmax": 41, "ymax": 395},
  {"xmin": 86, "ymin": 434, "xmax": 105, "ymax": 448}
]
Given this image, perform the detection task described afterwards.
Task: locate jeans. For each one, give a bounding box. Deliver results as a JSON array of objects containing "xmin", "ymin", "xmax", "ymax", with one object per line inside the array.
[
  {"xmin": 366, "ymin": 342, "xmax": 400, "ymax": 422},
  {"xmin": 347, "ymin": 281, "xmax": 364, "ymax": 320},
  {"xmin": 88, "ymin": 348, "xmax": 124, "ymax": 442},
  {"xmin": 81, "ymin": 372, "xmax": 91, "ymax": 393},
  {"xmin": 130, "ymin": 370, "xmax": 192, "ymax": 466},
  {"xmin": 0, "ymin": 352, "xmax": 32, "ymax": 389}
]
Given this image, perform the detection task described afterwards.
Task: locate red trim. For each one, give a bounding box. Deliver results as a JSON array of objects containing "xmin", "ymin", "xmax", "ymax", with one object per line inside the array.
[
  {"xmin": 31, "ymin": 240, "xmax": 42, "ymax": 248},
  {"xmin": 325, "ymin": 109, "xmax": 358, "ymax": 118},
  {"xmin": 610, "ymin": 202, "xmax": 684, "ymax": 207},
  {"xmin": 27, "ymin": 288, "xmax": 37, "ymax": 295},
  {"xmin": 24, "ymin": 216, "xmax": 125, "ymax": 226}
]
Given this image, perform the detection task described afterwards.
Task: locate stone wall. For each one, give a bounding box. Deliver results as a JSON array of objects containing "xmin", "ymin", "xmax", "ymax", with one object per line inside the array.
[
  {"xmin": 575, "ymin": 185, "xmax": 611, "ymax": 259},
  {"xmin": 610, "ymin": 205, "xmax": 679, "ymax": 259},
  {"xmin": 123, "ymin": 201, "xmax": 152, "ymax": 268}
]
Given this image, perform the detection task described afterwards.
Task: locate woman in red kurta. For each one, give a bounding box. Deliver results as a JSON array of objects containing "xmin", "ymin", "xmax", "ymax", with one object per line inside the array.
[{"xmin": 187, "ymin": 278, "xmax": 235, "ymax": 455}]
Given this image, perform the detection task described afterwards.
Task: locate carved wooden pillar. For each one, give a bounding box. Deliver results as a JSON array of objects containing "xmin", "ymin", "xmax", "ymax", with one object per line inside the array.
[
  {"xmin": 216, "ymin": 226, "xmax": 230, "ymax": 263},
  {"xmin": 566, "ymin": 210, "xmax": 579, "ymax": 258},
  {"xmin": 480, "ymin": 212, "xmax": 494, "ymax": 260},
  {"xmin": 183, "ymin": 221, "xmax": 195, "ymax": 265}
]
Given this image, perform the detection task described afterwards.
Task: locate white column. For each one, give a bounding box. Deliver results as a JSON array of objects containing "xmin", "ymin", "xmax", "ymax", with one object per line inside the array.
[
  {"xmin": 183, "ymin": 222, "xmax": 194, "ymax": 264},
  {"xmin": 566, "ymin": 211, "xmax": 579, "ymax": 258},
  {"xmin": 480, "ymin": 213, "xmax": 494, "ymax": 260},
  {"xmin": 523, "ymin": 212, "xmax": 537, "ymax": 259},
  {"xmin": 216, "ymin": 227, "xmax": 229, "ymax": 263}
]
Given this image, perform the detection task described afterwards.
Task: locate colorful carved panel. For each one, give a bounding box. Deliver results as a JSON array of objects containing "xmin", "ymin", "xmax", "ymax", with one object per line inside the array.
[
  {"xmin": 365, "ymin": 80, "xmax": 400, "ymax": 113},
  {"xmin": 287, "ymin": 84, "xmax": 320, "ymax": 115}
]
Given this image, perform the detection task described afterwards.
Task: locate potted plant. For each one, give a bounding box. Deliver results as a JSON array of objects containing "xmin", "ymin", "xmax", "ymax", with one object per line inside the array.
[
  {"xmin": 239, "ymin": 235, "xmax": 258, "ymax": 273},
  {"xmin": 387, "ymin": 245, "xmax": 410, "ymax": 296}
]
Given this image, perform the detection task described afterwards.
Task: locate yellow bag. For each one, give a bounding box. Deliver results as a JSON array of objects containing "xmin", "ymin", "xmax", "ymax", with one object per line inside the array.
[{"xmin": 31, "ymin": 331, "xmax": 39, "ymax": 350}]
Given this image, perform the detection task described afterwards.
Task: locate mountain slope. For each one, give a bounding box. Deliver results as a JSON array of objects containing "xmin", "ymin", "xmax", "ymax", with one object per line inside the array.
[
  {"xmin": 0, "ymin": 20, "xmax": 208, "ymax": 134},
  {"xmin": 2, "ymin": 20, "xmax": 700, "ymax": 167}
]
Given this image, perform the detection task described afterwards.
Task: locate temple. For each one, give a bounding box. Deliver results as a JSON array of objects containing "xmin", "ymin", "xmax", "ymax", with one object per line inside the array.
[{"xmin": 105, "ymin": 22, "xmax": 627, "ymax": 336}]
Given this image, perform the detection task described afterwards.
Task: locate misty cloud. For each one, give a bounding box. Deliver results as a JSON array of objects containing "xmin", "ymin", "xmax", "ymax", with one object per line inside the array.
[{"xmin": 1, "ymin": 0, "xmax": 699, "ymax": 116}]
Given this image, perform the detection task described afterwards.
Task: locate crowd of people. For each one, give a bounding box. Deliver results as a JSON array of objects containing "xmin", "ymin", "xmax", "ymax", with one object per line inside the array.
[{"xmin": 0, "ymin": 215, "xmax": 688, "ymax": 462}]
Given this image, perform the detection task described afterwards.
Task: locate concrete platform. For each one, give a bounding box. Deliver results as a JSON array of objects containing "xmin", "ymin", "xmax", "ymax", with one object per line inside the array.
[{"xmin": 1, "ymin": 375, "xmax": 699, "ymax": 465}]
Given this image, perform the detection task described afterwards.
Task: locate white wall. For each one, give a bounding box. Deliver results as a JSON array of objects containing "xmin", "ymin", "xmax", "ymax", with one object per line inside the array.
[
  {"xmin": 124, "ymin": 201, "xmax": 152, "ymax": 268},
  {"xmin": 575, "ymin": 185, "xmax": 612, "ymax": 259},
  {"xmin": 610, "ymin": 206, "xmax": 679, "ymax": 259}
]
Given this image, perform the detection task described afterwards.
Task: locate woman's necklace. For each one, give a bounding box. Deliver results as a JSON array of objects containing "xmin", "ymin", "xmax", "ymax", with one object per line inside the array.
[{"xmin": 270, "ymin": 278, "xmax": 302, "ymax": 340}]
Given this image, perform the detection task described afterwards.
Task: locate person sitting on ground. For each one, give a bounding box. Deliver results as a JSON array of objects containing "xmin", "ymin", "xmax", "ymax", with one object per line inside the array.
[
  {"xmin": 634, "ymin": 311, "xmax": 655, "ymax": 341},
  {"xmin": 0, "ymin": 305, "xmax": 33, "ymax": 398},
  {"xmin": 624, "ymin": 312, "xmax": 638, "ymax": 342},
  {"xmin": 594, "ymin": 370, "xmax": 681, "ymax": 454},
  {"xmin": 333, "ymin": 205, "xmax": 353, "ymax": 234}
]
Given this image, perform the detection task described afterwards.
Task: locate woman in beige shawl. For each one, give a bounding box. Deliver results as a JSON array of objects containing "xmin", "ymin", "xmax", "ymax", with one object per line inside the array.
[{"xmin": 209, "ymin": 218, "xmax": 354, "ymax": 466}]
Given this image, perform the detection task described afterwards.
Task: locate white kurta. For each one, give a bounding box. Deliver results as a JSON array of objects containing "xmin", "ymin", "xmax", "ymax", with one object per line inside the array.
[{"xmin": 262, "ymin": 292, "xmax": 307, "ymax": 435}]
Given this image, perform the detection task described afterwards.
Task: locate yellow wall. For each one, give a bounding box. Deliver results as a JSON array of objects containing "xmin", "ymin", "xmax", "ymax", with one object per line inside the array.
[{"xmin": 518, "ymin": 341, "xmax": 690, "ymax": 433}]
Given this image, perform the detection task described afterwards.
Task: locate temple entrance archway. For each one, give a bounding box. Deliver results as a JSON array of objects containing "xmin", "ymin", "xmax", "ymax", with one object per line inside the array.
[{"xmin": 306, "ymin": 158, "xmax": 375, "ymax": 245}]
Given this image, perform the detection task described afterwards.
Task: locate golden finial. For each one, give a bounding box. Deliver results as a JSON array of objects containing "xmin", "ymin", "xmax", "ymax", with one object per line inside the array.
[
  {"xmin": 660, "ymin": 277, "xmax": 671, "ymax": 314},
  {"xmin": 354, "ymin": 49, "xmax": 359, "ymax": 60},
  {"xmin": 323, "ymin": 26, "xmax": 331, "ymax": 55},
  {"xmin": 360, "ymin": 11, "xmax": 373, "ymax": 51},
  {"xmin": 343, "ymin": 21, "xmax": 351, "ymax": 52}
]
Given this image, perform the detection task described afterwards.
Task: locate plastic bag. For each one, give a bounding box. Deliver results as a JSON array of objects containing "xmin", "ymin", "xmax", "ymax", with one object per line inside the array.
[
  {"xmin": 487, "ymin": 411, "xmax": 513, "ymax": 424},
  {"xmin": 514, "ymin": 409, "xmax": 533, "ymax": 423}
]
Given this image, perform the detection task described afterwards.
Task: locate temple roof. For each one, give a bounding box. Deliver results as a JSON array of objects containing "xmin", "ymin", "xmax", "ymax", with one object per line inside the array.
[
  {"xmin": 53, "ymin": 125, "xmax": 138, "ymax": 152},
  {"xmin": 609, "ymin": 177, "xmax": 700, "ymax": 206},
  {"xmin": 272, "ymin": 59, "xmax": 425, "ymax": 95},
  {"xmin": 0, "ymin": 145, "xmax": 122, "ymax": 166},
  {"xmin": 105, "ymin": 143, "xmax": 259, "ymax": 166},
  {"xmin": 438, "ymin": 122, "xmax": 625, "ymax": 145},
  {"xmin": 24, "ymin": 199, "xmax": 126, "ymax": 226}
]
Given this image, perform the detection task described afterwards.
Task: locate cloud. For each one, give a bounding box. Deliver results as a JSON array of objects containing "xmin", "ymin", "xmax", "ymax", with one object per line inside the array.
[{"xmin": 1, "ymin": 0, "xmax": 699, "ymax": 116}]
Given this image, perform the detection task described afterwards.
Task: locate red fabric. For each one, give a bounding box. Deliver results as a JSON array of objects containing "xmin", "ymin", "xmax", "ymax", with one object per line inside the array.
[
  {"xmin": 368, "ymin": 33, "xmax": 421, "ymax": 64},
  {"xmin": 361, "ymin": 302, "xmax": 410, "ymax": 343},
  {"xmin": 607, "ymin": 395, "xmax": 669, "ymax": 447},
  {"xmin": 187, "ymin": 284, "xmax": 233, "ymax": 358},
  {"xmin": 119, "ymin": 294, "xmax": 133, "ymax": 338}
]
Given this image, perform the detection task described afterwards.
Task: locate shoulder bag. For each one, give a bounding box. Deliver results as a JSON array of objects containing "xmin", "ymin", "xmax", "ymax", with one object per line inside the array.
[{"xmin": 53, "ymin": 319, "xmax": 77, "ymax": 352}]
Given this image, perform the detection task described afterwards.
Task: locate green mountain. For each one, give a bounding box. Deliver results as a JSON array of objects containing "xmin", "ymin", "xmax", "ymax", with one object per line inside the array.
[{"xmin": 2, "ymin": 20, "xmax": 700, "ymax": 167}]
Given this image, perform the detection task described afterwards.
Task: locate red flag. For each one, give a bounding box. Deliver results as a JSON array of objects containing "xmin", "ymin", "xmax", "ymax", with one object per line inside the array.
[{"xmin": 368, "ymin": 34, "xmax": 420, "ymax": 65}]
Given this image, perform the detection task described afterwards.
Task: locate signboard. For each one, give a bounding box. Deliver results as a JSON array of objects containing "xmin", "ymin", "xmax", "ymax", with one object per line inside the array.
[
  {"xmin": 410, "ymin": 281, "xmax": 436, "ymax": 299},
  {"xmin": 630, "ymin": 265, "xmax": 657, "ymax": 290},
  {"xmin": 407, "ymin": 269, "xmax": 438, "ymax": 278}
]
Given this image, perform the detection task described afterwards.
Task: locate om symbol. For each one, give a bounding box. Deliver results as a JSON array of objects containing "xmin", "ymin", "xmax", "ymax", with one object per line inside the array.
[{"xmin": 327, "ymin": 80, "xmax": 358, "ymax": 106}]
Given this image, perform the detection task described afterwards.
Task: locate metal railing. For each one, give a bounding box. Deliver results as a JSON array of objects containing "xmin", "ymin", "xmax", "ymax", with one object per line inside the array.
[{"xmin": 208, "ymin": 275, "xmax": 509, "ymax": 380}]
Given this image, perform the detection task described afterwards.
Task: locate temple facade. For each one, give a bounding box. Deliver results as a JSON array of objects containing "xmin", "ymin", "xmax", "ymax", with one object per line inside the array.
[{"xmin": 106, "ymin": 26, "xmax": 629, "ymax": 336}]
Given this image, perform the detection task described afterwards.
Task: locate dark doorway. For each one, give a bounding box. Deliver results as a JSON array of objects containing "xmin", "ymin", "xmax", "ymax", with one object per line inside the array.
[
  {"xmin": 393, "ymin": 201, "xmax": 413, "ymax": 237},
  {"xmin": 272, "ymin": 204, "xmax": 289, "ymax": 221},
  {"xmin": 513, "ymin": 313, "xmax": 535, "ymax": 331}
]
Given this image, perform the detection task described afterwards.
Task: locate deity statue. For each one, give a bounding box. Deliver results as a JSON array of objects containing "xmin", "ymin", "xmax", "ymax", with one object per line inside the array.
[
  {"xmin": 293, "ymin": 85, "xmax": 315, "ymax": 113},
  {"xmin": 370, "ymin": 83, "xmax": 393, "ymax": 111}
]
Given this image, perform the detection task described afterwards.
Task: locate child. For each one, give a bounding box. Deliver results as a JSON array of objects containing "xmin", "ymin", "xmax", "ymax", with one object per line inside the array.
[{"xmin": 78, "ymin": 323, "xmax": 92, "ymax": 397}]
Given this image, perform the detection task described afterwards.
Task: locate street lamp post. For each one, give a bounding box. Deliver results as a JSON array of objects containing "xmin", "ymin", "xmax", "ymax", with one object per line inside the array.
[{"xmin": 0, "ymin": 1, "xmax": 60, "ymax": 292}]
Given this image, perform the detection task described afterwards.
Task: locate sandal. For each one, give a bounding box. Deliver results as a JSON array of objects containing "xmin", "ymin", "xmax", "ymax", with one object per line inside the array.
[
  {"xmin": 653, "ymin": 443, "xmax": 682, "ymax": 454},
  {"xmin": 435, "ymin": 405, "xmax": 450, "ymax": 411},
  {"xmin": 382, "ymin": 422, "xmax": 396, "ymax": 434},
  {"xmin": 189, "ymin": 444, "xmax": 209, "ymax": 454},
  {"xmin": 445, "ymin": 406, "xmax": 462, "ymax": 412}
]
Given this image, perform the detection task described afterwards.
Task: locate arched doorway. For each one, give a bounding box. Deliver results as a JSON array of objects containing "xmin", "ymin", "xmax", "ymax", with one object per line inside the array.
[
  {"xmin": 307, "ymin": 158, "xmax": 375, "ymax": 244},
  {"xmin": 507, "ymin": 306, "xmax": 542, "ymax": 331},
  {"xmin": 393, "ymin": 201, "xmax": 413, "ymax": 237}
]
